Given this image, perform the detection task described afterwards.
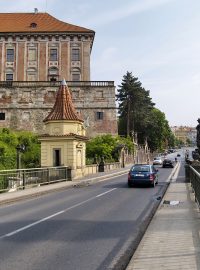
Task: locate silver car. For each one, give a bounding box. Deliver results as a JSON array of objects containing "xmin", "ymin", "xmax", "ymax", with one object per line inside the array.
[{"xmin": 153, "ymin": 157, "xmax": 163, "ymax": 165}]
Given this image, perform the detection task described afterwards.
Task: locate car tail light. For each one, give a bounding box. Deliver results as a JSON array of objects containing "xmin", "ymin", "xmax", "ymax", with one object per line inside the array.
[
  {"xmin": 128, "ymin": 172, "xmax": 131, "ymax": 180},
  {"xmin": 150, "ymin": 174, "xmax": 154, "ymax": 181}
]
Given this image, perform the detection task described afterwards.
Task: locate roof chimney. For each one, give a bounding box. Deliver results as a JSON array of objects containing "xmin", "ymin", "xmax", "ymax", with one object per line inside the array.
[{"xmin": 34, "ymin": 8, "xmax": 38, "ymax": 14}]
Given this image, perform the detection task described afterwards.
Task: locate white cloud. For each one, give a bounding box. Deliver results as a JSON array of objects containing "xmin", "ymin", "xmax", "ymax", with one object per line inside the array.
[{"xmin": 83, "ymin": 0, "xmax": 178, "ymax": 26}]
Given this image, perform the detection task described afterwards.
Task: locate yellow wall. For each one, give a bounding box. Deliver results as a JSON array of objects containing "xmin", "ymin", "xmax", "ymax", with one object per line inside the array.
[
  {"xmin": 45, "ymin": 121, "xmax": 86, "ymax": 136},
  {"xmin": 40, "ymin": 137, "xmax": 86, "ymax": 169}
]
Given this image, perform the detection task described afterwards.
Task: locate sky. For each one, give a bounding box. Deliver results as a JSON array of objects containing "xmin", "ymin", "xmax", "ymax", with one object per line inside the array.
[{"xmin": 1, "ymin": 0, "xmax": 200, "ymax": 127}]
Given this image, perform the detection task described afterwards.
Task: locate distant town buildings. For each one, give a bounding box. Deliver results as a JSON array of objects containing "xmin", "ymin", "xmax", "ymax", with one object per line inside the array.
[
  {"xmin": 0, "ymin": 10, "xmax": 118, "ymax": 137},
  {"xmin": 171, "ymin": 126, "xmax": 196, "ymax": 145}
]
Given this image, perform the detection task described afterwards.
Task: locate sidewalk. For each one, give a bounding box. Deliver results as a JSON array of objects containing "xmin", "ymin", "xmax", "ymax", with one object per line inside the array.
[
  {"xmin": 0, "ymin": 165, "xmax": 131, "ymax": 205},
  {"xmin": 126, "ymin": 180, "xmax": 200, "ymax": 269}
]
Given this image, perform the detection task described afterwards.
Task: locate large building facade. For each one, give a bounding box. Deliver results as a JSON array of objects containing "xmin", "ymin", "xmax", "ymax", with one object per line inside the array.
[
  {"xmin": 171, "ymin": 126, "xmax": 196, "ymax": 145},
  {"xmin": 0, "ymin": 11, "xmax": 118, "ymax": 137},
  {"xmin": 0, "ymin": 11, "xmax": 94, "ymax": 82}
]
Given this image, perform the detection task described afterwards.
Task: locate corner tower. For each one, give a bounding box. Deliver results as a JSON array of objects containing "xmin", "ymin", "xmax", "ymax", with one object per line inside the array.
[{"xmin": 39, "ymin": 79, "xmax": 88, "ymax": 177}]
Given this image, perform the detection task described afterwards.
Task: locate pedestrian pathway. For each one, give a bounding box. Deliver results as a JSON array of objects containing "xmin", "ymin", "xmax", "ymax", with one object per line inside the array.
[{"xmin": 126, "ymin": 179, "xmax": 200, "ymax": 270}]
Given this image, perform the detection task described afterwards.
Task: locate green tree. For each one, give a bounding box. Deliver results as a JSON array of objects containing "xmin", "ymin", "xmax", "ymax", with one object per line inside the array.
[
  {"xmin": 86, "ymin": 134, "xmax": 134, "ymax": 163},
  {"xmin": 86, "ymin": 134, "xmax": 118, "ymax": 163},
  {"xmin": 0, "ymin": 129, "xmax": 40, "ymax": 169},
  {"xmin": 116, "ymin": 71, "xmax": 154, "ymax": 137},
  {"xmin": 117, "ymin": 71, "xmax": 176, "ymax": 152},
  {"xmin": 16, "ymin": 131, "xmax": 41, "ymax": 168},
  {"xmin": 144, "ymin": 108, "xmax": 174, "ymax": 152}
]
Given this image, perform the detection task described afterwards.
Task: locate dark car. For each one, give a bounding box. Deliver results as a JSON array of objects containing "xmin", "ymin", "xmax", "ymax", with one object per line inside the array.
[
  {"xmin": 162, "ymin": 159, "xmax": 175, "ymax": 168},
  {"xmin": 128, "ymin": 164, "xmax": 158, "ymax": 187}
]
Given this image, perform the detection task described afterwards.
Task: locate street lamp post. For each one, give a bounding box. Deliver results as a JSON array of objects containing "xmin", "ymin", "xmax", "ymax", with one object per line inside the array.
[
  {"xmin": 16, "ymin": 144, "xmax": 25, "ymax": 189},
  {"xmin": 16, "ymin": 144, "xmax": 25, "ymax": 169}
]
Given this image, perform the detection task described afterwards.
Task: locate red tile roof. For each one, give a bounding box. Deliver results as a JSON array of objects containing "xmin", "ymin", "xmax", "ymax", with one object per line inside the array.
[
  {"xmin": 44, "ymin": 79, "xmax": 83, "ymax": 122},
  {"xmin": 0, "ymin": 12, "xmax": 94, "ymax": 33}
]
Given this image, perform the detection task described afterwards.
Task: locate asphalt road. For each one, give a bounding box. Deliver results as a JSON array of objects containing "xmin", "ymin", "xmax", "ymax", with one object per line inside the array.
[{"xmin": 0, "ymin": 164, "xmax": 176, "ymax": 270}]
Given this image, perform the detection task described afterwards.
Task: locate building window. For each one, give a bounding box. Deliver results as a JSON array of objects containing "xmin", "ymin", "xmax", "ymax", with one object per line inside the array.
[
  {"xmin": 50, "ymin": 77, "xmax": 57, "ymax": 82},
  {"xmin": 49, "ymin": 67, "xmax": 58, "ymax": 75},
  {"xmin": 71, "ymin": 48, "xmax": 80, "ymax": 61},
  {"xmin": 6, "ymin": 73, "xmax": 13, "ymax": 81},
  {"xmin": 96, "ymin": 112, "xmax": 104, "ymax": 120},
  {"xmin": 27, "ymin": 73, "xmax": 37, "ymax": 81},
  {"xmin": 0, "ymin": 113, "xmax": 5, "ymax": 120},
  {"xmin": 27, "ymin": 68, "xmax": 37, "ymax": 81},
  {"xmin": 6, "ymin": 49, "xmax": 14, "ymax": 62},
  {"xmin": 50, "ymin": 49, "xmax": 58, "ymax": 61},
  {"xmin": 30, "ymin": 22, "xmax": 37, "ymax": 28},
  {"xmin": 72, "ymin": 73, "xmax": 80, "ymax": 81},
  {"xmin": 48, "ymin": 67, "xmax": 58, "ymax": 81},
  {"xmin": 28, "ymin": 48, "xmax": 37, "ymax": 61}
]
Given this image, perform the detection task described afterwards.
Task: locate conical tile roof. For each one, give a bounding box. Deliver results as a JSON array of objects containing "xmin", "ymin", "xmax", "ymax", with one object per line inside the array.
[{"xmin": 43, "ymin": 79, "xmax": 83, "ymax": 122}]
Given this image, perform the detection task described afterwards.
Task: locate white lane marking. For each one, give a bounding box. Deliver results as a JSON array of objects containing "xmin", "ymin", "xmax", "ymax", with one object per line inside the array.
[
  {"xmin": 166, "ymin": 162, "xmax": 180, "ymax": 183},
  {"xmin": 171, "ymin": 162, "xmax": 181, "ymax": 182},
  {"xmin": 98, "ymin": 172, "xmax": 128, "ymax": 182},
  {"xmin": 0, "ymin": 188, "xmax": 117, "ymax": 239},
  {"xmin": 96, "ymin": 188, "xmax": 117, "ymax": 197},
  {"xmin": 5, "ymin": 210, "xmax": 65, "ymax": 237}
]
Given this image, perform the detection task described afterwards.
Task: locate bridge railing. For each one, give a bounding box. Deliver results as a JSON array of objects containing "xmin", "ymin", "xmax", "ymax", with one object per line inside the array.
[
  {"xmin": 189, "ymin": 165, "xmax": 200, "ymax": 208},
  {"xmin": 0, "ymin": 166, "xmax": 71, "ymax": 193}
]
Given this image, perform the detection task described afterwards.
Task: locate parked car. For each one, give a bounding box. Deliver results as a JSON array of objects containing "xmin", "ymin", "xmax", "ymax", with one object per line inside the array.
[
  {"xmin": 153, "ymin": 157, "xmax": 163, "ymax": 165},
  {"xmin": 162, "ymin": 159, "xmax": 175, "ymax": 168},
  {"xmin": 128, "ymin": 164, "xmax": 158, "ymax": 187}
]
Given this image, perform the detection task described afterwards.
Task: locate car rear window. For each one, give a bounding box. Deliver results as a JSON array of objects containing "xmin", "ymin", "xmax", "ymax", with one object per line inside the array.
[
  {"xmin": 131, "ymin": 166, "xmax": 150, "ymax": 172},
  {"xmin": 164, "ymin": 159, "xmax": 171, "ymax": 162}
]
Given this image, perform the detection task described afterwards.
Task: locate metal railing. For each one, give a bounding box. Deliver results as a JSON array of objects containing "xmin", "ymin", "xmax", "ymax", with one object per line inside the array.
[
  {"xmin": 189, "ymin": 165, "xmax": 200, "ymax": 208},
  {"xmin": 0, "ymin": 81, "xmax": 115, "ymax": 88},
  {"xmin": 0, "ymin": 166, "xmax": 71, "ymax": 193}
]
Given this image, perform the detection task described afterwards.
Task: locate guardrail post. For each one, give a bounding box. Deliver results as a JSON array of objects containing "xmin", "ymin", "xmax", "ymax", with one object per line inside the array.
[
  {"xmin": 67, "ymin": 168, "xmax": 72, "ymax": 181},
  {"xmin": 22, "ymin": 170, "xmax": 25, "ymax": 190},
  {"xmin": 47, "ymin": 168, "xmax": 50, "ymax": 183}
]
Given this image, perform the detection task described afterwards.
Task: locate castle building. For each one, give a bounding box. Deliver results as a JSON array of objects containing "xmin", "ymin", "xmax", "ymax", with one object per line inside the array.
[
  {"xmin": 0, "ymin": 10, "xmax": 118, "ymax": 137},
  {"xmin": 0, "ymin": 11, "xmax": 94, "ymax": 81}
]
